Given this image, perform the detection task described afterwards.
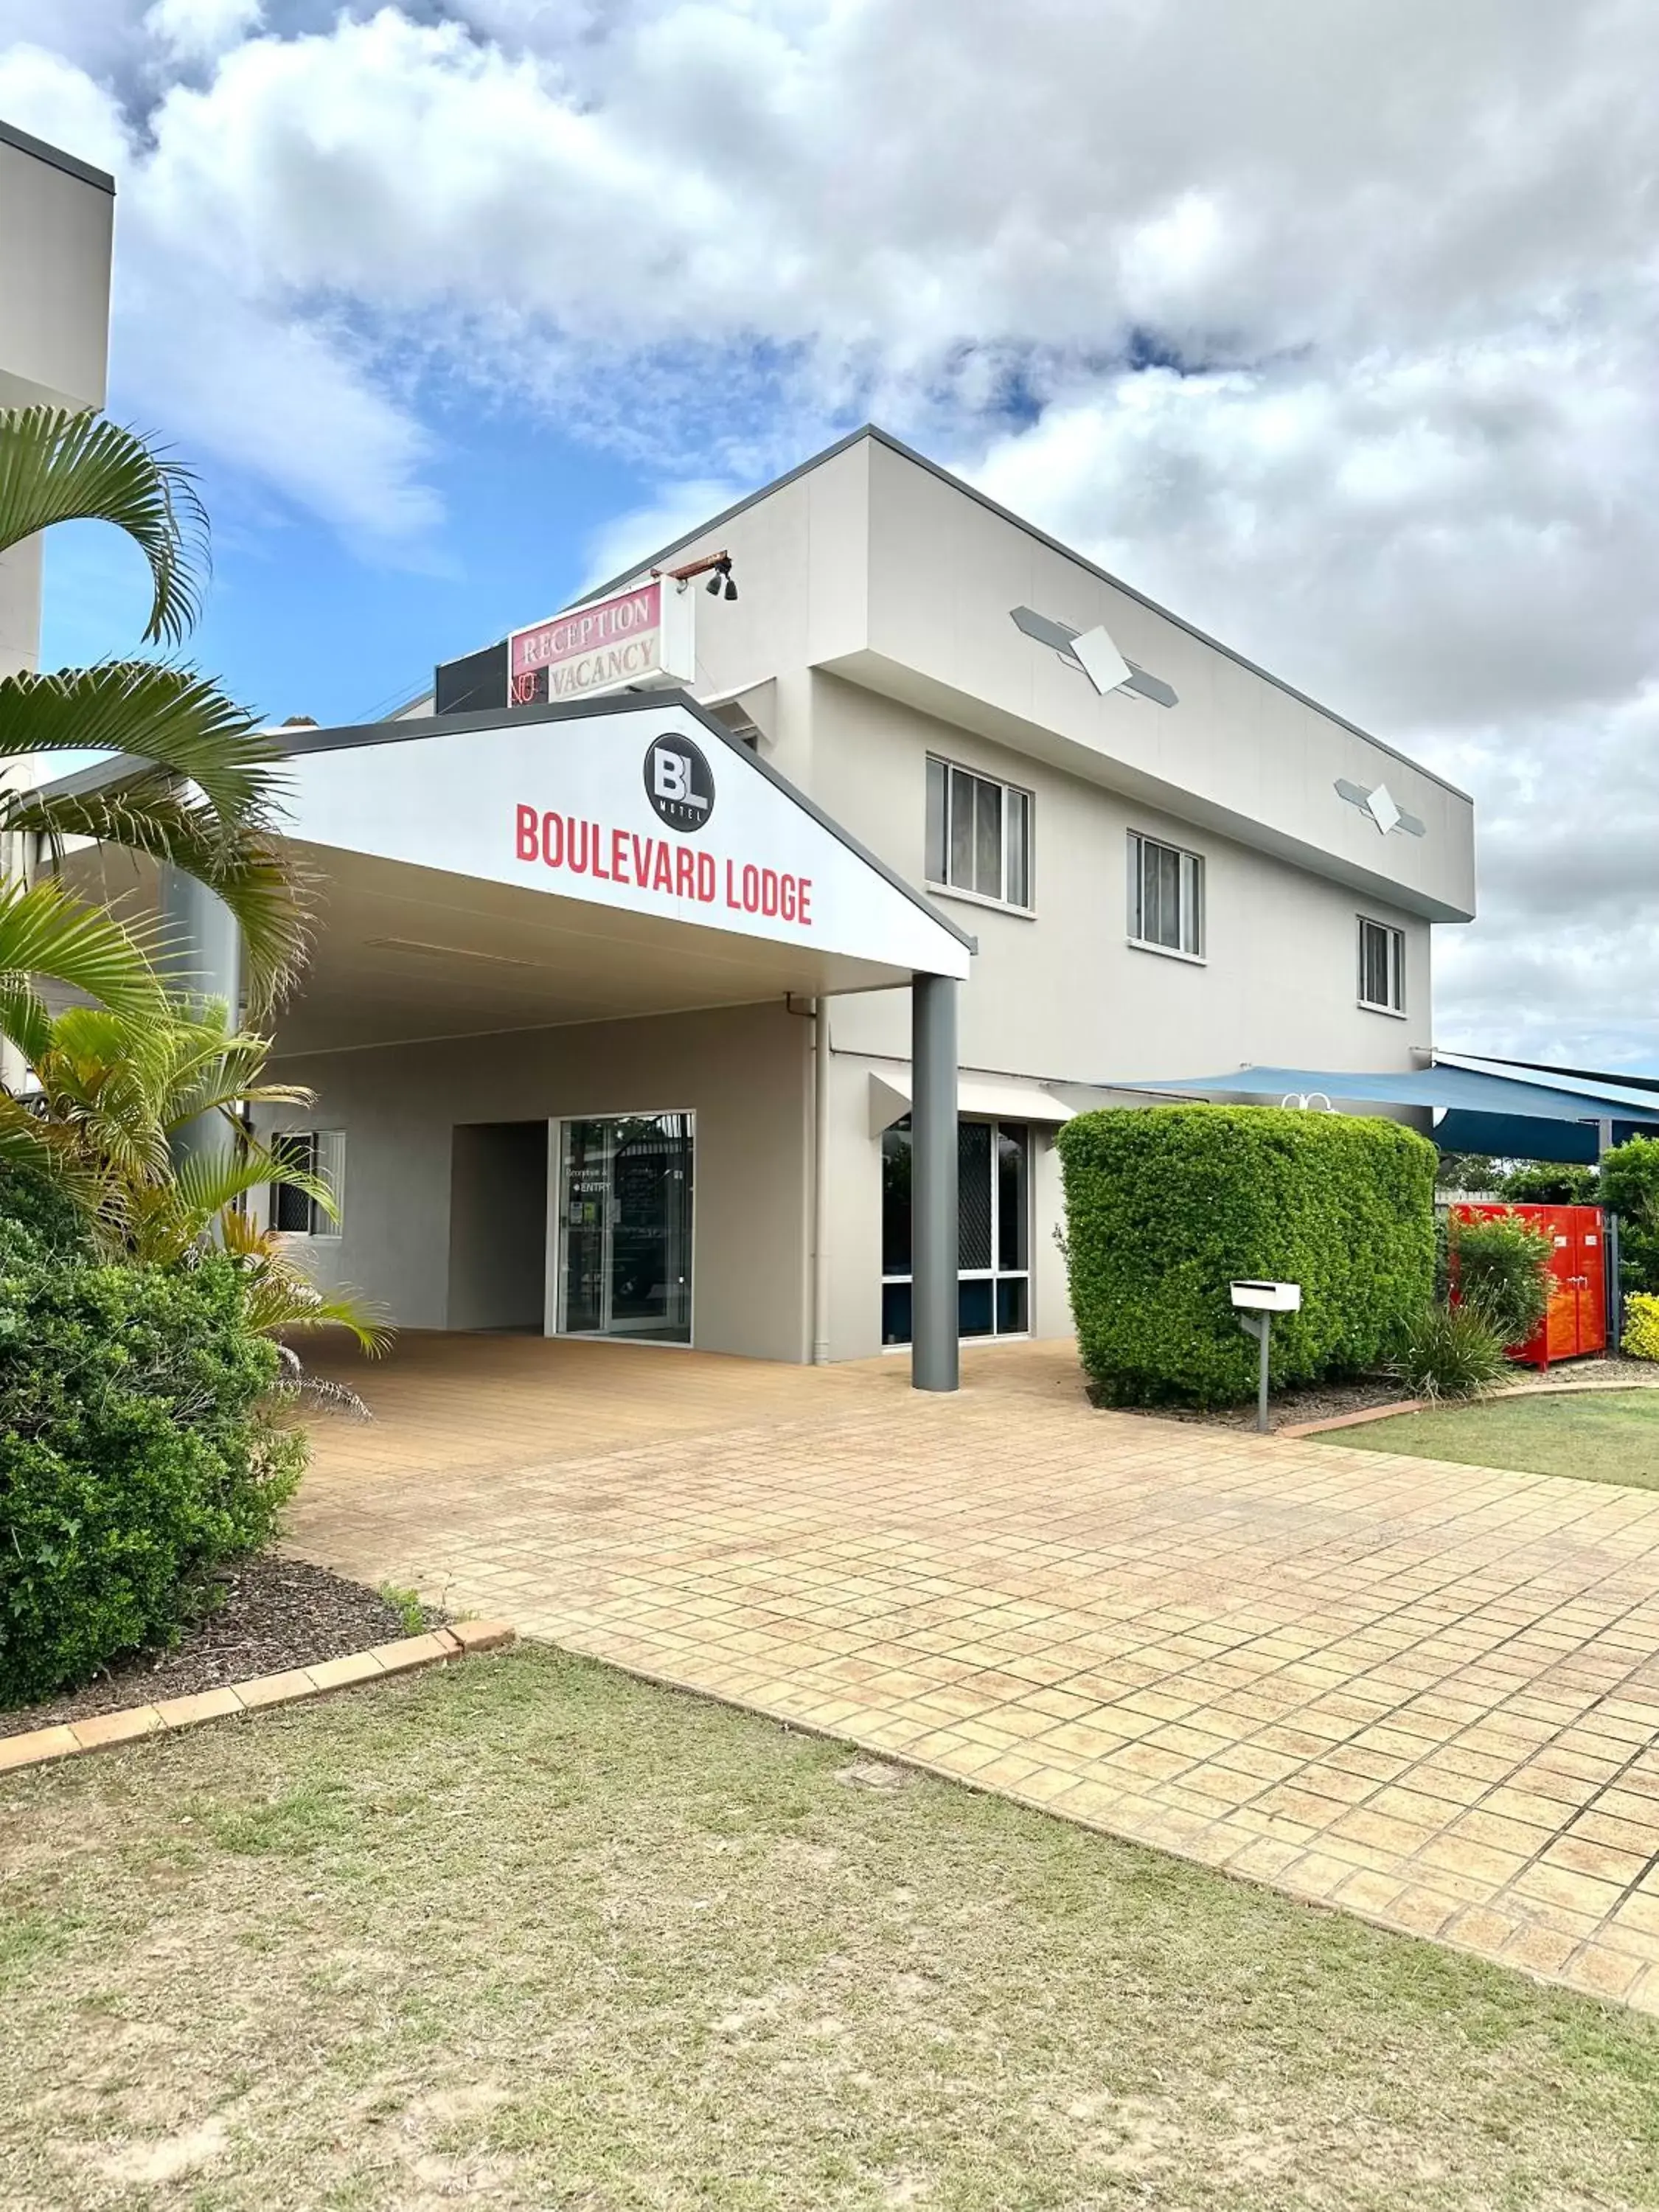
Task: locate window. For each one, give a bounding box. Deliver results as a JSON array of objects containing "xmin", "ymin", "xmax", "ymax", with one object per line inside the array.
[
  {"xmin": 880, "ymin": 1118, "xmax": 1031, "ymax": 1346},
  {"xmin": 270, "ymin": 1129, "xmax": 344, "ymax": 1237},
  {"xmin": 1127, "ymin": 831, "xmax": 1204, "ymax": 957},
  {"xmin": 1358, "ymin": 917, "xmax": 1405, "ymax": 1014},
  {"xmin": 925, "ymin": 757, "xmax": 1032, "ymax": 908}
]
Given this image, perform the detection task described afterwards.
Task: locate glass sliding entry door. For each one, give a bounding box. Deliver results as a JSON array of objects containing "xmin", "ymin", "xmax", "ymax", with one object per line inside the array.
[
  {"xmin": 557, "ymin": 1113, "xmax": 694, "ymax": 1343},
  {"xmin": 880, "ymin": 1116, "xmax": 1031, "ymax": 1346}
]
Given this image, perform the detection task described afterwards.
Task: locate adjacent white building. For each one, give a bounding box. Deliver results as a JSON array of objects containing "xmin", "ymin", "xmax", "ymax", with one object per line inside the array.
[
  {"xmin": 240, "ymin": 428, "xmax": 1475, "ymax": 1370},
  {"xmin": 0, "ymin": 116, "xmax": 115, "ymax": 679},
  {"xmin": 1, "ymin": 117, "xmax": 116, "ymax": 1094}
]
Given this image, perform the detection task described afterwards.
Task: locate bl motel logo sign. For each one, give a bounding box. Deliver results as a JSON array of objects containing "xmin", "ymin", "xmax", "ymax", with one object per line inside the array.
[
  {"xmin": 644, "ymin": 732, "xmax": 714, "ymax": 832},
  {"xmin": 515, "ymin": 732, "xmax": 815, "ymax": 928}
]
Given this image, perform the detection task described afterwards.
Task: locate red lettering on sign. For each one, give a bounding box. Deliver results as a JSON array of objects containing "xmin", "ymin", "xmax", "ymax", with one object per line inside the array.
[{"xmin": 514, "ymin": 804, "xmax": 815, "ymax": 931}]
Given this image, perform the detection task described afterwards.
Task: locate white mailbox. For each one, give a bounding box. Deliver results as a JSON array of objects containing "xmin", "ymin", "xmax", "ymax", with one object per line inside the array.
[{"xmin": 1230, "ymin": 1280, "xmax": 1303, "ymax": 1313}]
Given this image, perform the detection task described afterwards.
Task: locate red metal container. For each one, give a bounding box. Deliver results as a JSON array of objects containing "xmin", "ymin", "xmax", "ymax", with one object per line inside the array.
[{"xmin": 1452, "ymin": 1203, "xmax": 1607, "ymax": 1368}]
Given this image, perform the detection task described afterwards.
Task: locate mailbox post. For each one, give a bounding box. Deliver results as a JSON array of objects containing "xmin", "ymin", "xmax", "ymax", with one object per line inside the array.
[{"xmin": 1230, "ymin": 1280, "xmax": 1302, "ymax": 1433}]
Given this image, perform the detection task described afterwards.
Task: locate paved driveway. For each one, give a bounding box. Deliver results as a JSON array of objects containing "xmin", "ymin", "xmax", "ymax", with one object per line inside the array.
[{"xmin": 293, "ymin": 1333, "xmax": 1659, "ymax": 2014}]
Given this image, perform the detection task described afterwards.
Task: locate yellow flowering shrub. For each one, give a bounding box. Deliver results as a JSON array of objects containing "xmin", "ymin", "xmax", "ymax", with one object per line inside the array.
[{"xmin": 1621, "ymin": 1292, "xmax": 1659, "ymax": 1362}]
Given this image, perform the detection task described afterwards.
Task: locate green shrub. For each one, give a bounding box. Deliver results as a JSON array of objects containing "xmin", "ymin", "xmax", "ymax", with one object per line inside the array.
[
  {"xmin": 1396, "ymin": 1302, "xmax": 1510, "ymax": 1400},
  {"xmin": 1056, "ymin": 1105, "xmax": 1436, "ymax": 1408},
  {"xmin": 1599, "ymin": 1137, "xmax": 1659, "ymax": 1296},
  {"xmin": 1450, "ymin": 1210, "xmax": 1552, "ymax": 1346},
  {"xmin": 0, "ymin": 1164, "xmax": 91, "ymax": 1255},
  {"xmin": 0, "ymin": 1224, "xmax": 305, "ymax": 1707},
  {"xmin": 1435, "ymin": 1150, "xmax": 1498, "ymax": 1193},
  {"xmin": 1496, "ymin": 1162, "xmax": 1599, "ymax": 1206}
]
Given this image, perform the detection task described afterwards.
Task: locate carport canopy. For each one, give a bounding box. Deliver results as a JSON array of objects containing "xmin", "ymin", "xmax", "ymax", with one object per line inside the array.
[
  {"xmin": 41, "ymin": 689, "xmax": 975, "ymax": 1391},
  {"xmin": 1114, "ymin": 1062, "xmax": 1659, "ymax": 1164}
]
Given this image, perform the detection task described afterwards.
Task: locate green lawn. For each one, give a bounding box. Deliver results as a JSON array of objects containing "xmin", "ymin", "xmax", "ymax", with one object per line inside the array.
[
  {"xmin": 4, "ymin": 1647, "xmax": 1659, "ymax": 2210},
  {"xmin": 1328, "ymin": 1387, "xmax": 1659, "ymax": 1489}
]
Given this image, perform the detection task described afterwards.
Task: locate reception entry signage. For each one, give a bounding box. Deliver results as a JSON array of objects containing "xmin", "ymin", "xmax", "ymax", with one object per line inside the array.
[{"xmin": 509, "ymin": 579, "xmax": 695, "ymax": 706}]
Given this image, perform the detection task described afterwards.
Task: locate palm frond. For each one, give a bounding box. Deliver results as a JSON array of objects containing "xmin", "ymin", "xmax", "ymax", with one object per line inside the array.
[
  {"xmin": 170, "ymin": 1142, "xmax": 333, "ymax": 1234},
  {"xmin": 0, "ymin": 973, "xmax": 52, "ymax": 1066},
  {"xmin": 0, "ymin": 664, "xmax": 285, "ymax": 825},
  {"xmin": 0, "ymin": 874, "xmax": 166, "ymax": 1024},
  {"xmin": 0, "ymin": 406, "xmax": 207, "ymax": 646},
  {"xmin": 239, "ymin": 1259, "xmax": 392, "ymax": 1354}
]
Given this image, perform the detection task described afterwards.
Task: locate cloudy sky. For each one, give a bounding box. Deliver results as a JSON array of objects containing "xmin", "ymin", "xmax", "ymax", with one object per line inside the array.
[{"xmin": 3, "ymin": 0, "xmax": 1656, "ymax": 1066}]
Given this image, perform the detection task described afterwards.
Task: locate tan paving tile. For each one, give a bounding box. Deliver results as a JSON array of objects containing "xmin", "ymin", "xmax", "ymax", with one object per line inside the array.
[{"xmin": 291, "ymin": 1329, "xmax": 1659, "ymax": 2017}]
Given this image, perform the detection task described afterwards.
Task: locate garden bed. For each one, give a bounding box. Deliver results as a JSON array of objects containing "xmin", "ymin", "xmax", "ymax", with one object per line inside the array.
[
  {"xmin": 1102, "ymin": 1372, "xmax": 1411, "ymax": 1431},
  {"xmin": 1, "ymin": 1557, "xmax": 442, "ymax": 1741},
  {"xmin": 1100, "ymin": 1353, "xmax": 1659, "ymax": 1434}
]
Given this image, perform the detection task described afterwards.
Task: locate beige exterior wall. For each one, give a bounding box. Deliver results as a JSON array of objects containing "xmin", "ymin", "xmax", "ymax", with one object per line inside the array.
[
  {"xmin": 265, "ymin": 1001, "xmax": 811, "ymax": 1358},
  {"xmin": 271, "ymin": 429, "xmax": 1477, "ymax": 1363},
  {"xmin": 813, "ymin": 673, "xmax": 1431, "ymax": 1083},
  {"xmin": 577, "ymin": 431, "xmax": 1466, "ymax": 1359}
]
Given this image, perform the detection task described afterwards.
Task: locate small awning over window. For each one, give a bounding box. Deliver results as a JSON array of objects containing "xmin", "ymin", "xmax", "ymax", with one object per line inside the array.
[{"xmin": 869, "ymin": 1070, "xmax": 1074, "ymax": 1135}]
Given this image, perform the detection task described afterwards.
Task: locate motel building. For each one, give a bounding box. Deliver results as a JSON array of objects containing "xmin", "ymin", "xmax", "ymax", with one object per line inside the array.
[{"xmin": 55, "ymin": 427, "xmax": 1478, "ymax": 1389}]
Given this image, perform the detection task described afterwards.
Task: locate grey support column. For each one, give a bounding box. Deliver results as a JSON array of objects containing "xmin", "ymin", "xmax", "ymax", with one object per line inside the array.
[
  {"xmin": 160, "ymin": 863, "xmax": 242, "ymax": 1171},
  {"xmin": 911, "ymin": 971, "xmax": 959, "ymax": 1392}
]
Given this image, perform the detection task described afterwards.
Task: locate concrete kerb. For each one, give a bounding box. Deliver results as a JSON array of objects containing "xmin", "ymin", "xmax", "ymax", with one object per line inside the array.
[
  {"xmin": 0, "ymin": 1620, "xmax": 515, "ymax": 1778},
  {"xmin": 1280, "ymin": 1371, "xmax": 1659, "ymax": 1440}
]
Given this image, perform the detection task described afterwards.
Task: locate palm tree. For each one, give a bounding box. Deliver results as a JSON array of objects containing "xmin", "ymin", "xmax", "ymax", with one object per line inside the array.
[
  {"xmin": 1, "ymin": 999, "xmax": 386, "ymax": 1352},
  {"xmin": 0, "ymin": 406, "xmax": 312, "ymax": 1018}
]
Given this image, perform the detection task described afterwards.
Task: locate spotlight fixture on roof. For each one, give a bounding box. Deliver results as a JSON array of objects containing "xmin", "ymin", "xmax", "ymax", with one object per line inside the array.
[{"xmin": 653, "ymin": 549, "xmax": 738, "ymax": 601}]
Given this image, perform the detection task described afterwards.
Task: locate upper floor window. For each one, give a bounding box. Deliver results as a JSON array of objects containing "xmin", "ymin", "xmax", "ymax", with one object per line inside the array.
[
  {"xmin": 925, "ymin": 756, "xmax": 1032, "ymax": 910},
  {"xmin": 271, "ymin": 1129, "xmax": 345, "ymax": 1237},
  {"xmin": 1127, "ymin": 831, "xmax": 1205, "ymax": 958},
  {"xmin": 1358, "ymin": 917, "xmax": 1405, "ymax": 1014}
]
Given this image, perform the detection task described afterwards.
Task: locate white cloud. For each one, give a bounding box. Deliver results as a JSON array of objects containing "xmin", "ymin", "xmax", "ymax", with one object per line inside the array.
[
  {"xmin": 4, "ymin": 0, "xmax": 1659, "ymax": 1060},
  {"xmin": 577, "ymin": 478, "xmax": 748, "ymax": 594},
  {"xmin": 143, "ymin": 0, "xmax": 264, "ymax": 65},
  {"xmin": 0, "ymin": 31, "xmax": 441, "ymax": 552}
]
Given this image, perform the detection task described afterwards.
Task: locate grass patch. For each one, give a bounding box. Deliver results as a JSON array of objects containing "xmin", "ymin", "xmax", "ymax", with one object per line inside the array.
[
  {"xmin": 2, "ymin": 1645, "xmax": 1658, "ymax": 2207},
  {"xmin": 1326, "ymin": 1387, "xmax": 1659, "ymax": 1489}
]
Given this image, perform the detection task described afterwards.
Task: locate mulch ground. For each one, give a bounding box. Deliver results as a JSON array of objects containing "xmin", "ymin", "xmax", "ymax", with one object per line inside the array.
[
  {"xmin": 1, "ymin": 1557, "xmax": 444, "ymax": 1740},
  {"xmin": 1105, "ymin": 1373, "xmax": 1409, "ymax": 1432}
]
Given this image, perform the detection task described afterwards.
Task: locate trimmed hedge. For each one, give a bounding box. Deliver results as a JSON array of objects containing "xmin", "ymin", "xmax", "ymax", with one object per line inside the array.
[
  {"xmin": 0, "ymin": 1223, "xmax": 305, "ymax": 1707},
  {"xmin": 1057, "ymin": 1105, "xmax": 1437, "ymax": 1407}
]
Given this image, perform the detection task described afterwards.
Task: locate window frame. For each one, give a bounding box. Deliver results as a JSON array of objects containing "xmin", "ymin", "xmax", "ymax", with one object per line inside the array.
[
  {"xmin": 269, "ymin": 1128, "xmax": 346, "ymax": 1239},
  {"xmin": 1127, "ymin": 829, "xmax": 1206, "ymax": 961},
  {"xmin": 880, "ymin": 1116, "xmax": 1032, "ymax": 1346},
  {"xmin": 1357, "ymin": 916, "xmax": 1407, "ymax": 1017},
  {"xmin": 925, "ymin": 754, "xmax": 1034, "ymax": 914}
]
